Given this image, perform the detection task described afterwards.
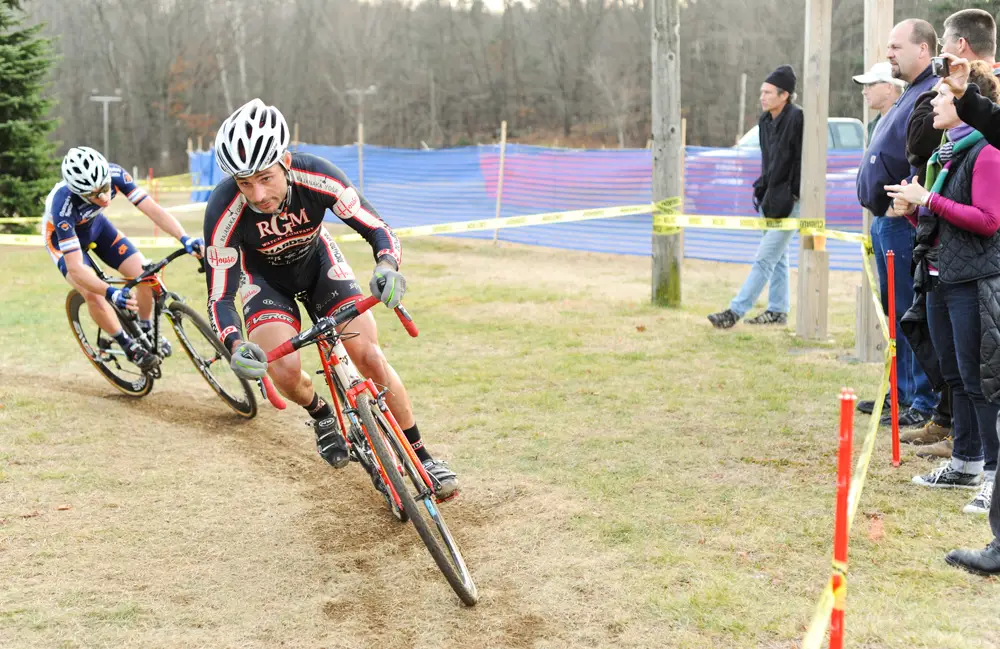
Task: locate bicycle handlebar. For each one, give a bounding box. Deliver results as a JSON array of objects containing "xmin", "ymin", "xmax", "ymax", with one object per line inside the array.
[
  {"xmin": 259, "ymin": 296, "xmax": 419, "ymax": 409},
  {"xmin": 260, "ymin": 376, "xmax": 286, "ymax": 410},
  {"xmin": 122, "ymin": 248, "xmax": 193, "ymax": 291}
]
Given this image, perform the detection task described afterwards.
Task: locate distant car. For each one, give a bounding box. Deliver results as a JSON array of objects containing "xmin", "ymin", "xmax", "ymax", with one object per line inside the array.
[
  {"xmin": 735, "ymin": 117, "xmax": 865, "ymax": 151},
  {"xmin": 684, "ymin": 117, "xmax": 865, "ymax": 224}
]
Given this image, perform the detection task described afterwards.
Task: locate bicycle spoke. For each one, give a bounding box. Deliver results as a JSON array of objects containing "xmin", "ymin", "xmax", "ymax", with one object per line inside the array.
[{"xmin": 168, "ymin": 302, "xmax": 257, "ymax": 418}]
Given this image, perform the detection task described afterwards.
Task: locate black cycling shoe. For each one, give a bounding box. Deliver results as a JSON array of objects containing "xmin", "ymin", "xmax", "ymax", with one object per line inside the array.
[
  {"xmin": 422, "ymin": 458, "xmax": 460, "ymax": 500},
  {"xmin": 143, "ymin": 330, "xmax": 172, "ymax": 357},
  {"xmin": 314, "ymin": 418, "xmax": 349, "ymax": 469},
  {"xmin": 125, "ymin": 341, "xmax": 159, "ymax": 371}
]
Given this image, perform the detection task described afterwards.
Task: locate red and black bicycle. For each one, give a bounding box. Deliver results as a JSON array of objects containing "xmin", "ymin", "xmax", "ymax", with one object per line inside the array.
[{"xmin": 261, "ymin": 297, "xmax": 478, "ymax": 606}]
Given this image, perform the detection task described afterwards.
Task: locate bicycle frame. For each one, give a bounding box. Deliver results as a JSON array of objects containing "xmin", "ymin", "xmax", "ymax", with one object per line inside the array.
[
  {"xmin": 313, "ymin": 332, "xmax": 439, "ymax": 504},
  {"xmin": 84, "ymin": 250, "xmax": 179, "ymax": 360},
  {"xmin": 263, "ymin": 296, "xmax": 435, "ymax": 499}
]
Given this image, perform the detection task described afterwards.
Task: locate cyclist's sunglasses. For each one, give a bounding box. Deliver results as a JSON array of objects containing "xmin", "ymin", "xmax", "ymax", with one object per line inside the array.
[{"xmin": 81, "ymin": 183, "xmax": 111, "ymax": 201}]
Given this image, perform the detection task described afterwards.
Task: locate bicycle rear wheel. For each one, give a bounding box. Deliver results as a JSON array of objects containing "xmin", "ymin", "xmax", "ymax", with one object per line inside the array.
[
  {"xmin": 65, "ymin": 290, "xmax": 154, "ymax": 397},
  {"xmin": 166, "ymin": 302, "xmax": 257, "ymax": 418},
  {"xmin": 357, "ymin": 393, "xmax": 478, "ymax": 606}
]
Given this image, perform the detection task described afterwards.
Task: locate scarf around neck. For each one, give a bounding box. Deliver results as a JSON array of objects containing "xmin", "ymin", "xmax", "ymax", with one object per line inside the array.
[{"xmin": 925, "ymin": 125, "xmax": 983, "ymax": 193}]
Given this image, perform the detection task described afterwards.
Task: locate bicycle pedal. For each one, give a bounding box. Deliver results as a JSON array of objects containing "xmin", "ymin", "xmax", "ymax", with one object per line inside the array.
[{"xmin": 435, "ymin": 490, "xmax": 460, "ymax": 504}]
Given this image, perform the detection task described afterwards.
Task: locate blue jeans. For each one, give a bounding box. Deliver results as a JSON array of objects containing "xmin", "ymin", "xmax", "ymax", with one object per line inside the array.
[
  {"xmin": 926, "ymin": 280, "xmax": 999, "ymax": 473},
  {"xmin": 729, "ymin": 203, "xmax": 799, "ymax": 316},
  {"xmin": 870, "ymin": 216, "xmax": 937, "ymax": 414}
]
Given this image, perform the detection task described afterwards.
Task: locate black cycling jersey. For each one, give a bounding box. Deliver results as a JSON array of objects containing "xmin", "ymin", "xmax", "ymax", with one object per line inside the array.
[{"xmin": 203, "ymin": 152, "xmax": 401, "ymax": 350}]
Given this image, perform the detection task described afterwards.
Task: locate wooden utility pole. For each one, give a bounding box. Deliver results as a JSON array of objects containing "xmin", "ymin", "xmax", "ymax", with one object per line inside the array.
[
  {"xmin": 651, "ymin": 0, "xmax": 682, "ymax": 306},
  {"xmin": 856, "ymin": 0, "xmax": 894, "ymax": 361},
  {"xmin": 796, "ymin": 0, "xmax": 833, "ymax": 340}
]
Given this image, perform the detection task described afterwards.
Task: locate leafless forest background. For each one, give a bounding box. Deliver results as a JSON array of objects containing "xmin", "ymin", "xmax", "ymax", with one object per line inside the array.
[{"xmin": 31, "ymin": 0, "xmax": 985, "ymax": 173}]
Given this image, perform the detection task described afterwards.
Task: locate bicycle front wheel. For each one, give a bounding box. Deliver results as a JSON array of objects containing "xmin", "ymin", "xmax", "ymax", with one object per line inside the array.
[
  {"xmin": 166, "ymin": 302, "xmax": 257, "ymax": 419},
  {"xmin": 357, "ymin": 393, "xmax": 478, "ymax": 606},
  {"xmin": 65, "ymin": 290, "xmax": 154, "ymax": 397}
]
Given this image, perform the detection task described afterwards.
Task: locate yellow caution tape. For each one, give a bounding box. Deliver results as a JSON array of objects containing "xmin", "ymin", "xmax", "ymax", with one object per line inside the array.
[
  {"xmin": 831, "ymin": 576, "xmax": 847, "ymax": 612},
  {"xmin": 0, "ymin": 217, "xmax": 41, "ymax": 224},
  {"xmin": 861, "ymin": 244, "xmax": 890, "ymax": 342},
  {"xmin": 653, "ymin": 213, "xmax": 826, "ymax": 232},
  {"xmin": 136, "ymin": 172, "xmax": 195, "ymax": 186},
  {"xmin": 144, "ymin": 185, "xmax": 216, "ymax": 193},
  {"xmin": 333, "ymin": 204, "xmax": 655, "ymax": 242},
  {"xmin": 0, "ymin": 203, "xmax": 655, "ymax": 248},
  {"xmin": 801, "ymin": 228, "xmax": 868, "ymax": 244}
]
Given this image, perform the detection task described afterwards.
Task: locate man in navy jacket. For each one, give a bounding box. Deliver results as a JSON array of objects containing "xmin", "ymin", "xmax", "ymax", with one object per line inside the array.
[{"xmin": 856, "ymin": 18, "xmax": 939, "ymax": 427}]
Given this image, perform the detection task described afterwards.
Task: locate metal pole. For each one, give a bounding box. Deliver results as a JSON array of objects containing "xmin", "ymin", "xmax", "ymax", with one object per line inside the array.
[
  {"xmin": 492, "ymin": 120, "xmax": 508, "ymax": 244},
  {"xmin": 102, "ymin": 102, "xmax": 110, "ymax": 157},
  {"xmin": 89, "ymin": 93, "xmax": 122, "ymax": 158},
  {"xmin": 346, "ymin": 85, "xmax": 377, "ymax": 192}
]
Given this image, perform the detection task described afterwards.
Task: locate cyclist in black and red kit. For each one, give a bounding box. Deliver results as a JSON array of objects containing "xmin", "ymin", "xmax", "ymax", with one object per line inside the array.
[{"xmin": 203, "ymin": 98, "xmax": 458, "ymax": 498}]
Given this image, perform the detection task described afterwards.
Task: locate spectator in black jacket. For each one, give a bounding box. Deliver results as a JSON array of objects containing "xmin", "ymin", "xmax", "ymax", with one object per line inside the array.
[
  {"xmin": 925, "ymin": 51, "xmax": 1000, "ymax": 577},
  {"xmin": 901, "ymin": 9, "xmax": 998, "ymax": 457},
  {"xmin": 708, "ymin": 65, "xmax": 802, "ymax": 329}
]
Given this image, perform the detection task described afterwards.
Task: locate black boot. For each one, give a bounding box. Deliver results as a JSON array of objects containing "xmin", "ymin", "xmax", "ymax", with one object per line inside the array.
[{"xmin": 945, "ymin": 541, "xmax": 1000, "ymax": 576}]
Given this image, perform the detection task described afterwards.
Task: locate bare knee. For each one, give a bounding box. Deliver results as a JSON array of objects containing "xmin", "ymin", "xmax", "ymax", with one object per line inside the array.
[
  {"xmin": 354, "ymin": 343, "xmax": 389, "ymax": 382},
  {"xmin": 82, "ymin": 290, "xmax": 106, "ymax": 308},
  {"xmin": 270, "ymin": 356, "xmax": 310, "ymax": 393}
]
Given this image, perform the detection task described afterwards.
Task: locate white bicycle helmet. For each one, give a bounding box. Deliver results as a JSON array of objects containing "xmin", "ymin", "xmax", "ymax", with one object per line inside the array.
[
  {"xmin": 215, "ymin": 98, "xmax": 290, "ymax": 178},
  {"xmin": 61, "ymin": 146, "xmax": 110, "ymax": 195}
]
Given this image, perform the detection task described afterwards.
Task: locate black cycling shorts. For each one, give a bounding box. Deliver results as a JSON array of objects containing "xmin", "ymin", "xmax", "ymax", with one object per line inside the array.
[{"xmin": 242, "ymin": 231, "xmax": 364, "ymax": 336}]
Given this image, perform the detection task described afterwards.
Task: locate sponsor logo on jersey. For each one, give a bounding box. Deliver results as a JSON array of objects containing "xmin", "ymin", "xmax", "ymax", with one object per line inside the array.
[
  {"xmin": 118, "ymin": 243, "xmax": 128, "ymax": 256},
  {"xmin": 327, "ymin": 262, "xmax": 354, "ymax": 280},
  {"xmin": 257, "ymin": 230, "xmax": 318, "ymax": 257},
  {"xmin": 221, "ymin": 325, "xmax": 238, "ymax": 339},
  {"xmin": 249, "ymin": 311, "xmax": 297, "ymax": 327},
  {"xmin": 332, "ymin": 187, "xmax": 361, "ymax": 219},
  {"xmin": 206, "ymin": 246, "xmax": 239, "ymax": 269},
  {"xmin": 213, "ymin": 195, "xmax": 246, "ymax": 245},
  {"xmin": 58, "ymin": 222, "xmax": 70, "ymax": 231},
  {"xmin": 255, "ymin": 208, "xmax": 310, "ymax": 238},
  {"xmin": 240, "ymin": 283, "xmax": 261, "ymax": 304},
  {"xmin": 124, "ymin": 171, "xmax": 133, "ymax": 183}
]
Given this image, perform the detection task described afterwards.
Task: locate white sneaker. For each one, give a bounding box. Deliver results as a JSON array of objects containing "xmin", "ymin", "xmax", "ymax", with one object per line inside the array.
[{"xmin": 964, "ymin": 480, "xmax": 994, "ymax": 515}]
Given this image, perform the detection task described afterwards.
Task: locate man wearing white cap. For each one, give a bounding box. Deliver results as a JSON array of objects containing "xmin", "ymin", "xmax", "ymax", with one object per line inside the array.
[{"xmin": 853, "ymin": 62, "xmax": 906, "ymax": 144}]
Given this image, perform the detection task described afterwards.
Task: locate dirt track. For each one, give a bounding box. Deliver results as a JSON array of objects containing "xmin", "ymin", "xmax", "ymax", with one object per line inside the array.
[{"xmin": 1, "ymin": 361, "xmax": 656, "ymax": 649}]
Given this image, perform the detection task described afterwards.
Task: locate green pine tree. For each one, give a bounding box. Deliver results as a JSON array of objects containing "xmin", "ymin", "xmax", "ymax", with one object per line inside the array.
[{"xmin": 0, "ymin": 0, "xmax": 59, "ymax": 234}]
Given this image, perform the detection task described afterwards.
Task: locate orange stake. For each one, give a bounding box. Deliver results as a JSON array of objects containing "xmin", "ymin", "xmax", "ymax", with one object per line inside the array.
[
  {"xmin": 829, "ymin": 387, "xmax": 855, "ymax": 649},
  {"xmin": 887, "ymin": 250, "xmax": 900, "ymax": 466}
]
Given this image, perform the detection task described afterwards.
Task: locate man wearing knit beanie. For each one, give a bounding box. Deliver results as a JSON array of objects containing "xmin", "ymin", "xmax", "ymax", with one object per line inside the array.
[
  {"xmin": 766, "ymin": 65, "xmax": 797, "ymax": 95},
  {"xmin": 708, "ymin": 64, "xmax": 803, "ymax": 329}
]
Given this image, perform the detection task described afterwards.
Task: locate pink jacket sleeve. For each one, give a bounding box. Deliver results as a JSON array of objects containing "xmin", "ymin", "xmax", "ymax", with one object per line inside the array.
[{"xmin": 928, "ymin": 145, "xmax": 1000, "ymax": 237}]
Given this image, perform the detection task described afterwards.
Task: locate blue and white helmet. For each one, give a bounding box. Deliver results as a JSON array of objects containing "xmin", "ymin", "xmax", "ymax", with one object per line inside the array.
[
  {"xmin": 61, "ymin": 146, "xmax": 110, "ymax": 195},
  {"xmin": 215, "ymin": 98, "xmax": 290, "ymax": 178}
]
